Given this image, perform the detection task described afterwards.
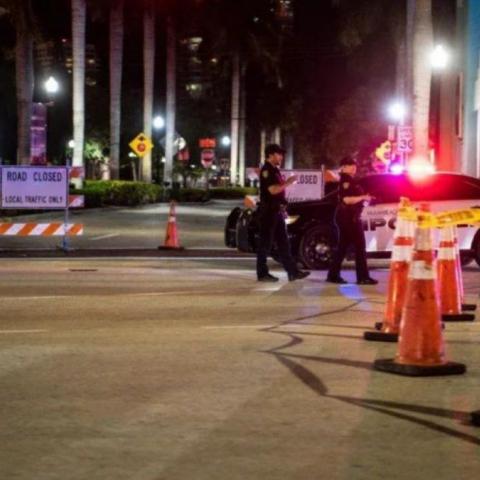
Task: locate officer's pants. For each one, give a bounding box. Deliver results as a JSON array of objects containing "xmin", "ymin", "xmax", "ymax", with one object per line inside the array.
[
  {"xmin": 328, "ymin": 215, "xmax": 369, "ymax": 281},
  {"xmin": 256, "ymin": 211, "xmax": 297, "ymax": 279}
]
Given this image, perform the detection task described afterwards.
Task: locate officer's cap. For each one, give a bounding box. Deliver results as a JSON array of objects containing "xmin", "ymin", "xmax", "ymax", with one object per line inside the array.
[
  {"xmin": 339, "ymin": 156, "xmax": 357, "ymax": 167},
  {"xmin": 265, "ymin": 143, "xmax": 286, "ymax": 157}
]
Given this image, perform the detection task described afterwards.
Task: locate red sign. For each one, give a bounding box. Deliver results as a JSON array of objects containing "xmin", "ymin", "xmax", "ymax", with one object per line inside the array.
[{"xmin": 199, "ymin": 138, "xmax": 216, "ymax": 149}]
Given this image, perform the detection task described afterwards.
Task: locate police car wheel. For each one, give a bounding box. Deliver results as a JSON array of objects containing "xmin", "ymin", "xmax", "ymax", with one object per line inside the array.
[
  {"xmin": 474, "ymin": 232, "xmax": 480, "ymax": 268},
  {"xmin": 299, "ymin": 225, "xmax": 335, "ymax": 270},
  {"xmin": 224, "ymin": 207, "xmax": 243, "ymax": 248},
  {"xmin": 460, "ymin": 252, "xmax": 473, "ymax": 267}
]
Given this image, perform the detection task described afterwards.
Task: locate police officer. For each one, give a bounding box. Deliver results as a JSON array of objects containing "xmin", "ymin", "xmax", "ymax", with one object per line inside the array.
[
  {"xmin": 256, "ymin": 144, "xmax": 310, "ymax": 282},
  {"xmin": 326, "ymin": 156, "xmax": 378, "ymax": 285}
]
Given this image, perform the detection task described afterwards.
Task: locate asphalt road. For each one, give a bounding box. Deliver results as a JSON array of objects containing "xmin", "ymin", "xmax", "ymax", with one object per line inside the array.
[
  {"xmin": 0, "ymin": 200, "xmax": 241, "ymax": 250},
  {"xmin": 1, "ymin": 257, "xmax": 479, "ymax": 480}
]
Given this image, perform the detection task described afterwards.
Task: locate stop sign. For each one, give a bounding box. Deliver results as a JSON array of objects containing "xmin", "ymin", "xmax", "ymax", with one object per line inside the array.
[{"xmin": 201, "ymin": 149, "xmax": 214, "ymax": 168}]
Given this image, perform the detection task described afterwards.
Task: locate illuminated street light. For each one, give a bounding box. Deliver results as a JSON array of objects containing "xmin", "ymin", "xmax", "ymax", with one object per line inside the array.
[
  {"xmin": 387, "ymin": 101, "xmax": 407, "ymax": 123},
  {"xmin": 153, "ymin": 115, "xmax": 165, "ymax": 130},
  {"xmin": 44, "ymin": 76, "xmax": 60, "ymax": 94},
  {"xmin": 221, "ymin": 135, "xmax": 231, "ymax": 147},
  {"xmin": 68, "ymin": 139, "xmax": 75, "ymax": 149},
  {"xmin": 430, "ymin": 45, "xmax": 449, "ymax": 70}
]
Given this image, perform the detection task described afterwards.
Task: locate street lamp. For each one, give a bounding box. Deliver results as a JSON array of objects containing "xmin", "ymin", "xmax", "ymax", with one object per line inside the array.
[
  {"xmin": 387, "ymin": 101, "xmax": 407, "ymax": 124},
  {"xmin": 430, "ymin": 45, "xmax": 449, "ymax": 70},
  {"xmin": 221, "ymin": 135, "xmax": 231, "ymax": 147},
  {"xmin": 153, "ymin": 115, "xmax": 165, "ymax": 130},
  {"xmin": 44, "ymin": 76, "xmax": 60, "ymax": 95}
]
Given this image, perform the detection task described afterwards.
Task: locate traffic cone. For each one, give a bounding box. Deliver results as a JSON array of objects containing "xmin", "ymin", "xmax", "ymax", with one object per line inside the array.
[
  {"xmin": 364, "ymin": 198, "xmax": 415, "ymax": 342},
  {"xmin": 453, "ymin": 227, "xmax": 477, "ymax": 312},
  {"xmin": 159, "ymin": 201, "xmax": 182, "ymax": 250},
  {"xmin": 472, "ymin": 411, "xmax": 480, "ymax": 427},
  {"xmin": 374, "ymin": 205, "xmax": 466, "ymax": 376},
  {"xmin": 438, "ymin": 226, "xmax": 475, "ymax": 322}
]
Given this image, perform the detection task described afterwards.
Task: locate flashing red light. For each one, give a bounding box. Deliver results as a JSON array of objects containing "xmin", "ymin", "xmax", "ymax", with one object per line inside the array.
[{"xmin": 407, "ymin": 159, "xmax": 435, "ymax": 179}]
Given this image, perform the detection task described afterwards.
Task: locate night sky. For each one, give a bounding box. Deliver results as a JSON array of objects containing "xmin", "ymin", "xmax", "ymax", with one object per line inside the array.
[{"xmin": 0, "ymin": 0, "xmax": 456, "ymax": 172}]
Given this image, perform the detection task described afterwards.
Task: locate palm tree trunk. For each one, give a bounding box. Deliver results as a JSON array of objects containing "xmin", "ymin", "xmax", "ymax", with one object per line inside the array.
[
  {"xmin": 15, "ymin": 2, "xmax": 33, "ymax": 165},
  {"xmin": 164, "ymin": 15, "xmax": 176, "ymax": 188},
  {"xmin": 412, "ymin": 0, "xmax": 433, "ymax": 161},
  {"xmin": 109, "ymin": 0, "xmax": 124, "ymax": 180},
  {"xmin": 230, "ymin": 51, "xmax": 240, "ymax": 186},
  {"xmin": 260, "ymin": 129, "xmax": 266, "ymax": 164},
  {"xmin": 142, "ymin": 0, "xmax": 155, "ymax": 183},
  {"xmin": 238, "ymin": 62, "xmax": 246, "ymax": 187},
  {"xmin": 72, "ymin": 0, "xmax": 86, "ymax": 186}
]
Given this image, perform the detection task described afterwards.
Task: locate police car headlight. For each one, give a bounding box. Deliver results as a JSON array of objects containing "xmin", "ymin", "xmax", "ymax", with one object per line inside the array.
[{"xmin": 286, "ymin": 215, "xmax": 300, "ymax": 225}]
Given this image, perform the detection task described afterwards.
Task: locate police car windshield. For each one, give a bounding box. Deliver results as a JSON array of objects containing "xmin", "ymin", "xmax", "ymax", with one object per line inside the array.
[{"xmin": 359, "ymin": 173, "xmax": 480, "ymax": 203}]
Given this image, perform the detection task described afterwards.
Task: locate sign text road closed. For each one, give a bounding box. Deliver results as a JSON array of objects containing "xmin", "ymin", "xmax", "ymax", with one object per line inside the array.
[
  {"xmin": 282, "ymin": 170, "xmax": 324, "ymax": 203},
  {"xmin": 1, "ymin": 166, "xmax": 68, "ymax": 209}
]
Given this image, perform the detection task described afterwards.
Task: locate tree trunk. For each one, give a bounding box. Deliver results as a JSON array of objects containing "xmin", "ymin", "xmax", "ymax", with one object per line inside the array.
[
  {"xmin": 164, "ymin": 15, "xmax": 176, "ymax": 188},
  {"xmin": 109, "ymin": 0, "xmax": 124, "ymax": 180},
  {"xmin": 142, "ymin": 0, "xmax": 155, "ymax": 183},
  {"xmin": 230, "ymin": 52, "xmax": 240, "ymax": 185},
  {"xmin": 284, "ymin": 133, "xmax": 294, "ymax": 169},
  {"xmin": 405, "ymin": 0, "xmax": 415, "ymax": 116},
  {"xmin": 238, "ymin": 62, "xmax": 246, "ymax": 187},
  {"xmin": 260, "ymin": 129, "xmax": 266, "ymax": 164},
  {"xmin": 412, "ymin": 0, "xmax": 433, "ymax": 161},
  {"xmin": 15, "ymin": 1, "xmax": 33, "ymax": 165},
  {"xmin": 72, "ymin": 0, "xmax": 86, "ymax": 187}
]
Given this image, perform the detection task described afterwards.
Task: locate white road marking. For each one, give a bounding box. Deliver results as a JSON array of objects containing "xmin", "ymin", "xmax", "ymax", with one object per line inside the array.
[
  {"xmin": 90, "ymin": 233, "xmax": 119, "ymax": 241},
  {"xmin": 0, "ymin": 329, "xmax": 48, "ymax": 334}
]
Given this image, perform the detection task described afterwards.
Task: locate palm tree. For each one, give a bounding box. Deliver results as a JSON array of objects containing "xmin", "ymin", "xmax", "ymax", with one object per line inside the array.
[
  {"xmin": 204, "ymin": 0, "xmax": 285, "ymax": 185},
  {"xmin": 109, "ymin": 0, "xmax": 124, "ymax": 180},
  {"xmin": 71, "ymin": 0, "xmax": 86, "ymax": 185},
  {"xmin": 411, "ymin": 0, "xmax": 433, "ymax": 161},
  {"xmin": 0, "ymin": 0, "xmax": 35, "ymax": 164},
  {"xmin": 142, "ymin": 0, "xmax": 155, "ymax": 183}
]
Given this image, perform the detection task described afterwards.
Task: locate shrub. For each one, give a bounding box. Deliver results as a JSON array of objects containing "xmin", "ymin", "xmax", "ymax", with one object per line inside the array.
[
  {"xmin": 75, "ymin": 180, "xmax": 164, "ymax": 207},
  {"xmin": 209, "ymin": 187, "xmax": 257, "ymax": 199}
]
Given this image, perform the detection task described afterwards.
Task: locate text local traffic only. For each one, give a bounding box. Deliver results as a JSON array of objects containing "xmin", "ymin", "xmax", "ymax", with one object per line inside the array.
[{"xmin": 1, "ymin": 166, "xmax": 68, "ymax": 209}]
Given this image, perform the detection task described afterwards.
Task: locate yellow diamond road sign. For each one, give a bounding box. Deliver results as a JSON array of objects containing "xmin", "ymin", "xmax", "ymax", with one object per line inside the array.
[{"xmin": 129, "ymin": 133, "xmax": 153, "ymax": 157}]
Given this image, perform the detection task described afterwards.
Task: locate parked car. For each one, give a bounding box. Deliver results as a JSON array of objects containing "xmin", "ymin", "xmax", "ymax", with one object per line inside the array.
[{"xmin": 224, "ymin": 172, "xmax": 480, "ymax": 269}]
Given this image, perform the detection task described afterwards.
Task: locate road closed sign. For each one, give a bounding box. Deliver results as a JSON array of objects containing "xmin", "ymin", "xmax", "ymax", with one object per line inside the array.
[
  {"xmin": 1, "ymin": 166, "xmax": 68, "ymax": 209},
  {"xmin": 282, "ymin": 170, "xmax": 324, "ymax": 203}
]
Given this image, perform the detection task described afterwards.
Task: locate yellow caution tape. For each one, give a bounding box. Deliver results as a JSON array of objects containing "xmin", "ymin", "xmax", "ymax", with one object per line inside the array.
[
  {"xmin": 435, "ymin": 208, "xmax": 480, "ymax": 228},
  {"xmin": 395, "ymin": 199, "xmax": 480, "ymax": 228}
]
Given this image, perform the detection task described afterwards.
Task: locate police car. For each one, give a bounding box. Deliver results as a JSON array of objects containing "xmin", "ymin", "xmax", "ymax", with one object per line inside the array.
[{"xmin": 224, "ymin": 171, "xmax": 480, "ymax": 269}]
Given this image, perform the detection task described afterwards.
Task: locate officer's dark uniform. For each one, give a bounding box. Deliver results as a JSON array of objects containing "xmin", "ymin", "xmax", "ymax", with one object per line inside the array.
[
  {"xmin": 327, "ymin": 164, "xmax": 374, "ymax": 284},
  {"xmin": 256, "ymin": 160, "xmax": 298, "ymax": 280}
]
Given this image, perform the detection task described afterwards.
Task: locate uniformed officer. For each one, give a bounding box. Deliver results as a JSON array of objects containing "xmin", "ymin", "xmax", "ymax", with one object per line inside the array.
[
  {"xmin": 326, "ymin": 156, "xmax": 378, "ymax": 285},
  {"xmin": 256, "ymin": 144, "xmax": 310, "ymax": 282}
]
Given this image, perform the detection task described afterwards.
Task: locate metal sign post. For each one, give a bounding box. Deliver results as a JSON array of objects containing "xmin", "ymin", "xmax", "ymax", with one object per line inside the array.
[{"xmin": 61, "ymin": 160, "xmax": 71, "ymax": 252}]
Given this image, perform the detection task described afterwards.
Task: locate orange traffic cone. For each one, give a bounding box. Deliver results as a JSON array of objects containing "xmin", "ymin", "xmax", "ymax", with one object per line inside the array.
[
  {"xmin": 374, "ymin": 205, "xmax": 466, "ymax": 376},
  {"xmin": 159, "ymin": 201, "xmax": 182, "ymax": 250},
  {"xmin": 438, "ymin": 226, "xmax": 475, "ymax": 322},
  {"xmin": 365, "ymin": 198, "xmax": 415, "ymax": 342},
  {"xmin": 453, "ymin": 227, "xmax": 477, "ymax": 312}
]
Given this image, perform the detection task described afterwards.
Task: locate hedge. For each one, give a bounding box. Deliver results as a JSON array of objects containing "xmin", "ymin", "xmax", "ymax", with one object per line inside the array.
[
  {"xmin": 75, "ymin": 180, "xmax": 164, "ymax": 207},
  {"xmin": 74, "ymin": 181, "xmax": 258, "ymax": 207}
]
